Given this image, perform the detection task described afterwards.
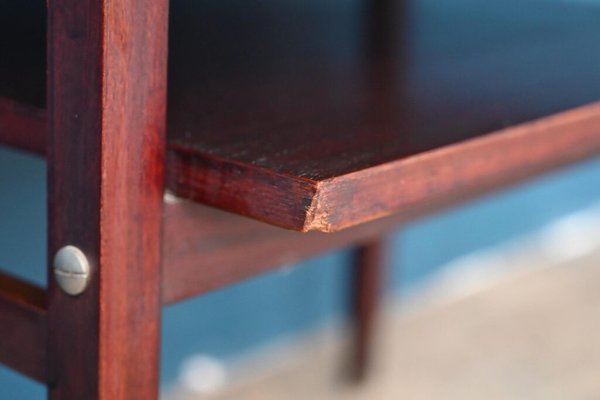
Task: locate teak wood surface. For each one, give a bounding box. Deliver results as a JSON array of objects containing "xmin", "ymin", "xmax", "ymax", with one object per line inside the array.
[
  {"xmin": 165, "ymin": 0, "xmax": 600, "ymax": 231},
  {"xmin": 0, "ymin": 0, "xmax": 600, "ymax": 398},
  {"xmin": 2, "ymin": 0, "xmax": 600, "ymax": 232},
  {"xmin": 46, "ymin": 0, "xmax": 168, "ymax": 399}
]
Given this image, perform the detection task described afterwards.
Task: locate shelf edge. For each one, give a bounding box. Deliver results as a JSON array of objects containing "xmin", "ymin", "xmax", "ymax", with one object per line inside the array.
[
  {"xmin": 307, "ymin": 102, "xmax": 600, "ymax": 232},
  {"xmin": 166, "ymin": 145, "xmax": 320, "ymax": 231},
  {"xmin": 169, "ymin": 102, "xmax": 600, "ymax": 233}
]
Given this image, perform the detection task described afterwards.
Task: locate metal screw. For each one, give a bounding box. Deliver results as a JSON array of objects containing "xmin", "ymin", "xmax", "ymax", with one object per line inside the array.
[{"xmin": 53, "ymin": 245, "xmax": 91, "ymax": 296}]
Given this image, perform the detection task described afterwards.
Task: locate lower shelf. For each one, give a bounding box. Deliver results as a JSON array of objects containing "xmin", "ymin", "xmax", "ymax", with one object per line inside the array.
[
  {"xmin": 0, "ymin": 98, "xmax": 45, "ymax": 155},
  {"xmin": 161, "ymin": 157, "xmax": 550, "ymax": 304},
  {"xmin": 0, "ymin": 271, "xmax": 47, "ymax": 382}
]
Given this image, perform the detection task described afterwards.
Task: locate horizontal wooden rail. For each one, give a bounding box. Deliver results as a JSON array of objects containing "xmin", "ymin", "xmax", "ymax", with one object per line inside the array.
[
  {"xmin": 0, "ymin": 271, "xmax": 48, "ymax": 382},
  {"xmin": 162, "ymin": 199, "xmax": 396, "ymax": 304},
  {"xmin": 0, "ymin": 97, "xmax": 46, "ymax": 155},
  {"xmin": 160, "ymin": 189, "xmax": 483, "ymax": 303}
]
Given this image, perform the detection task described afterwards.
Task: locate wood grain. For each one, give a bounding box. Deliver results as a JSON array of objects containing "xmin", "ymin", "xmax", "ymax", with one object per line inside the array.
[
  {"xmin": 307, "ymin": 103, "xmax": 600, "ymax": 231},
  {"xmin": 169, "ymin": 102, "xmax": 600, "ymax": 232},
  {"xmin": 5, "ymin": 0, "xmax": 600, "ymax": 233},
  {"xmin": 0, "ymin": 271, "xmax": 47, "ymax": 382},
  {"xmin": 163, "ymin": 104, "xmax": 600, "ymax": 303},
  {"xmin": 165, "ymin": 0, "xmax": 600, "ymax": 231},
  {"xmin": 5, "ymin": 100, "xmax": 600, "ymax": 235},
  {"xmin": 46, "ymin": 1, "xmax": 168, "ymax": 399}
]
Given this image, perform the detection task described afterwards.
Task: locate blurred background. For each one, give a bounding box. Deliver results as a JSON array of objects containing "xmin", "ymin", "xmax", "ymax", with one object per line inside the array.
[{"xmin": 1, "ymin": 145, "xmax": 600, "ymax": 399}]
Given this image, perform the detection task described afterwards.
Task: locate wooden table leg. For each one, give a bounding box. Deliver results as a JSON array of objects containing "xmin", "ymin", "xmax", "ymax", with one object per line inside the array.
[
  {"xmin": 351, "ymin": 237, "xmax": 388, "ymax": 381},
  {"xmin": 46, "ymin": 1, "xmax": 168, "ymax": 399}
]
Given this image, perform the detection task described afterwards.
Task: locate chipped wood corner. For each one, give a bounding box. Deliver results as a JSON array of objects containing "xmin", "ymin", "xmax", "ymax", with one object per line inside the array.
[{"xmin": 303, "ymin": 181, "xmax": 335, "ymax": 233}]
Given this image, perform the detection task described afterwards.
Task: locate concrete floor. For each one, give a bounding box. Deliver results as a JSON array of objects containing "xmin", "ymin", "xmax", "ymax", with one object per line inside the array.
[{"xmin": 165, "ymin": 251, "xmax": 600, "ymax": 400}]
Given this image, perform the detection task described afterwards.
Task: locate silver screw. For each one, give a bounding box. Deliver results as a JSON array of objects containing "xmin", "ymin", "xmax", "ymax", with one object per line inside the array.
[{"xmin": 53, "ymin": 245, "xmax": 91, "ymax": 296}]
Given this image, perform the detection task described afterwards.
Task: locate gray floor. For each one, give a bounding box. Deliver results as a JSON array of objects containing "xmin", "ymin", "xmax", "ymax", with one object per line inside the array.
[{"xmin": 165, "ymin": 251, "xmax": 600, "ymax": 400}]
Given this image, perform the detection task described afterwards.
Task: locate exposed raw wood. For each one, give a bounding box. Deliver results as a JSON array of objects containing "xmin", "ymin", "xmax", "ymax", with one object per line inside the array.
[
  {"xmin": 301, "ymin": 104, "xmax": 600, "ymax": 232},
  {"xmin": 160, "ymin": 152, "xmax": 538, "ymax": 305}
]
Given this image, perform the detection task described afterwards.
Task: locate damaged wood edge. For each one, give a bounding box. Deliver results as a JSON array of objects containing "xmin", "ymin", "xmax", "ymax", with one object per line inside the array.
[
  {"xmin": 166, "ymin": 146, "xmax": 323, "ymax": 231},
  {"xmin": 303, "ymin": 180, "xmax": 332, "ymax": 232},
  {"xmin": 302, "ymin": 101, "xmax": 600, "ymax": 233}
]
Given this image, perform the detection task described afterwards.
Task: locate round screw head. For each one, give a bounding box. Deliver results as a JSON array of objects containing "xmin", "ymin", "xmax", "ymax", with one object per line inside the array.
[{"xmin": 53, "ymin": 245, "xmax": 91, "ymax": 296}]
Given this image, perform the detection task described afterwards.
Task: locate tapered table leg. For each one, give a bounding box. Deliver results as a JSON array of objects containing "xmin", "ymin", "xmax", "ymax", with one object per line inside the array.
[{"xmin": 351, "ymin": 237, "xmax": 388, "ymax": 381}]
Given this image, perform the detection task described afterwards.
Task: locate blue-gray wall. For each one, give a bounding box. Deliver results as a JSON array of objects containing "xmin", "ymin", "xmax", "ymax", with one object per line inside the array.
[{"xmin": 1, "ymin": 146, "xmax": 600, "ymax": 398}]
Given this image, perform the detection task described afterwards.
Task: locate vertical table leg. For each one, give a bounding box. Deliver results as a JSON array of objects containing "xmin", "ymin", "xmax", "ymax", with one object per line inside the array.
[
  {"xmin": 46, "ymin": 1, "xmax": 169, "ymax": 399},
  {"xmin": 351, "ymin": 237, "xmax": 388, "ymax": 381}
]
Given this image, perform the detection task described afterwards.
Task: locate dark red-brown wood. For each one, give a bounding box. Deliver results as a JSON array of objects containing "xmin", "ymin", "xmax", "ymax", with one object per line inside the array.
[
  {"xmin": 0, "ymin": 98, "xmax": 45, "ymax": 155},
  {"xmin": 161, "ymin": 149, "xmax": 534, "ymax": 305},
  {"xmin": 162, "ymin": 101, "xmax": 600, "ymax": 303},
  {"xmin": 46, "ymin": 1, "xmax": 168, "ymax": 399},
  {"xmin": 351, "ymin": 239, "xmax": 386, "ymax": 381},
  {"xmin": 0, "ymin": 271, "xmax": 47, "ymax": 382},
  {"xmin": 1, "ymin": 0, "xmax": 599, "ymax": 394},
  {"xmin": 4, "ymin": 0, "xmax": 600, "ymax": 233},
  {"xmin": 168, "ymin": 102, "xmax": 600, "ymax": 232},
  {"xmin": 162, "ymin": 198, "xmax": 397, "ymax": 304},
  {"xmin": 165, "ymin": 0, "xmax": 600, "ymax": 231},
  {"xmin": 306, "ymin": 104, "xmax": 600, "ymax": 231}
]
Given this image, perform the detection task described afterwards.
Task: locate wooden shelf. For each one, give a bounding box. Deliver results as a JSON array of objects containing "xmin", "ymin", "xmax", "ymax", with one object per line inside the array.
[
  {"xmin": 161, "ymin": 176, "xmax": 525, "ymax": 303},
  {"xmin": 3, "ymin": 0, "xmax": 600, "ymax": 232},
  {"xmin": 163, "ymin": 198, "xmax": 400, "ymax": 303},
  {"xmin": 166, "ymin": 0, "xmax": 600, "ymax": 231}
]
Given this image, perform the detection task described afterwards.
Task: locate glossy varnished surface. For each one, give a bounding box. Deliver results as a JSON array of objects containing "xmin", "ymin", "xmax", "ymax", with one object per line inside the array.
[
  {"xmin": 2, "ymin": 0, "xmax": 600, "ymax": 231},
  {"xmin": 167, "ymin": 0, "xmax": 600, "ymax": 230},
  {"xmin": 47, "ymin": 0, "xmax": 168, "ymax": 398},
  {"xmin": 168, "ymin": 0, "xmax": 600, "ymax": 179}
]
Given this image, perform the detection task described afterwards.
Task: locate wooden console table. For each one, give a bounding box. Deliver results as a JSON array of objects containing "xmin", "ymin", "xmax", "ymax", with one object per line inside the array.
[{"xmin": 1, "ymin": 0, "xmax": 599, "ymax": 398}]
